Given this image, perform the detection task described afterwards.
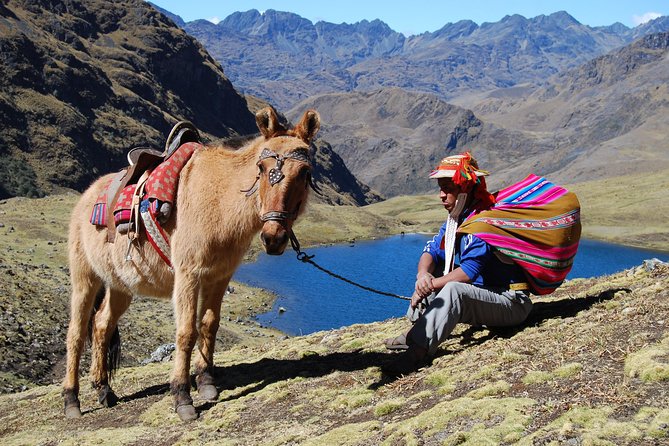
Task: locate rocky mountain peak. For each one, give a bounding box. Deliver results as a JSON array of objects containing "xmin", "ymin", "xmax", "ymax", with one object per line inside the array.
[
  {"xmin": 432, "ymin": 20, "xmax": 478, "ymax": 40},
  {"xmin": 220, "ymin": 9, "xmax": 314, "ymax": 37},
  {"xmin": 545, "ymin": 10, "xmax": 581, "ymax": 27}
]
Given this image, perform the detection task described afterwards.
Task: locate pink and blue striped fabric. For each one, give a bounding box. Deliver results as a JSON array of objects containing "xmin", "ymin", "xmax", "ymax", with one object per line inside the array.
[{"xmin": 459, "ymin": 174, "xmax": 582, "ymax": 295}]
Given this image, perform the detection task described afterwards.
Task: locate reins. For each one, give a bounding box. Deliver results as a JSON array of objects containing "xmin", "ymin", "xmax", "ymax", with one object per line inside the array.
[
  {"xmin": 245, "ymin": 144, "xmax": 411, "ymax": 302},
  {"xmin": 287, "ymin": 229, "xmax": 411, "ymax": 301}
]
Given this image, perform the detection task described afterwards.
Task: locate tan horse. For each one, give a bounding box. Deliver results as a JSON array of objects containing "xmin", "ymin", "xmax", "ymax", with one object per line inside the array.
[{"xmin": 62, "ymin": 107, "xmax": 320, "ymax": 421}]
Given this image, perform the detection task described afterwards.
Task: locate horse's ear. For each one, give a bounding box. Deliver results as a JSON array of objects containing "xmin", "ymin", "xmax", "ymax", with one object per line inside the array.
[
  {"xmin": 255, "ymin": 107, "xmax": 282, "ymax": 139},
  {"xmin": 293, "ymin": 109, "xmax": 321, "ymax": 144}
]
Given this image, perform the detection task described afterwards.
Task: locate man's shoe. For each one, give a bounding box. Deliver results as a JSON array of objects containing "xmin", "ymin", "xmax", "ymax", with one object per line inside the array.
[
  {"xmin": 383, "ymin": 333, "xmax": 409, "ymax": 351},
  {"xmin": 382, "ymin": 345, "xmax": 428, "ymax": 376}
]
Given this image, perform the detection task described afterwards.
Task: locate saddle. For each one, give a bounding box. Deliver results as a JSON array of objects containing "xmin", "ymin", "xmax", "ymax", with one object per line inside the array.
[
  {"xmin": 91, "ymin": 121, "xmax": 201, "ymax": 243},
  {"xmin": 125, "ymin": 121, "xmax": 201, "ymax": 185}
]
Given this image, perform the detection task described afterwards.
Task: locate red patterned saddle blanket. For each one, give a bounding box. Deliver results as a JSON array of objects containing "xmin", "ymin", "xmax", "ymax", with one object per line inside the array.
[{"xmin": 89, "ymin": 142, "xmax": 200, "ymax": 260}]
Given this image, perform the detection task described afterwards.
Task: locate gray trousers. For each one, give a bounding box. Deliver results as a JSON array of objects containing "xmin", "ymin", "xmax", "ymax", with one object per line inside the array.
[{"xmin": 406, "ymin": 282, "xmax": 533, "ymax": 355}]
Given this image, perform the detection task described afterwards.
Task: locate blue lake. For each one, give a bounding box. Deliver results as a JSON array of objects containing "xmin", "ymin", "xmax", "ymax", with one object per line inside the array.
[{"xmin": 233, "ymin": 235, "xmax": 669, "ymax": 336}]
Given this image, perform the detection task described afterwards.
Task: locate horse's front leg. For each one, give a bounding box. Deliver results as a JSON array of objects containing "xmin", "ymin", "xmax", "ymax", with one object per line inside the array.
[
  {"xmin": 170, "ymin": 270, "xmax": 200, "ymax": 421},
  {"xmin": 193, "ymin": 275, "xmax": 230, "ymax": 402}
]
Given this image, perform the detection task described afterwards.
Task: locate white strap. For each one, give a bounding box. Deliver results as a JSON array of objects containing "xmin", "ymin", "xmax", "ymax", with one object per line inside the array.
[{"xmin": 443, "ymin": 193, "xmax": 468, "ymax": 275}]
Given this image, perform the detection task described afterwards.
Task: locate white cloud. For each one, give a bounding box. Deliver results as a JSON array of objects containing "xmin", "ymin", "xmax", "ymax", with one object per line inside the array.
[
  {"xmin": 632, "ymin": 12, "xmax": 663, "ymax": 26},
  {"xmin": 207, "ymin": 16, "xmax": 221, "ymax": 25}
]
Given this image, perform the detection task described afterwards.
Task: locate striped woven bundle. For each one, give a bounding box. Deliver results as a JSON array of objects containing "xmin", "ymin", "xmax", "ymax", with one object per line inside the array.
[{"xmin": 458, "ymin": 174, "xmax": 582, "ymax": 295}]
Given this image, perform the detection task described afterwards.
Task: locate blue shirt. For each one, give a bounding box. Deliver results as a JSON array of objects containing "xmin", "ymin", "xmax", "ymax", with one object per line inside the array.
[{"xmin": 423, "ymin": 218, "xmax": 525, "ymax": 288}]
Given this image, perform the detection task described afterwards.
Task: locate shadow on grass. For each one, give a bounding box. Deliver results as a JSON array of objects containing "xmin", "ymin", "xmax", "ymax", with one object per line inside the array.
[
  {"xmin": 453, "ymin": 287, "xmax": 631, "ymax": 350},
  {"xmin": 116, "ymin": 350, "xmax": 398, "ymax": 412},
  {"xmin": 117, "ymin": 287, "xmax": 630, "ymax": 416}
]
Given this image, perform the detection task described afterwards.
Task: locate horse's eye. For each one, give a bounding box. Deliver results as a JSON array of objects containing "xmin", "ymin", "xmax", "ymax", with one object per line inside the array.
[
  {"xmin": 258, "ymin": 163, "xmax": 265, "ymax": 174},
  {"xmin": 299, "ymin": 167, "xmax": 310, "ymax": 179}
]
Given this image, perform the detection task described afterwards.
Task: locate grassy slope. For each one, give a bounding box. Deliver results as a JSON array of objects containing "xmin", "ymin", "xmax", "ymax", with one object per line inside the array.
[
  {"xmin": 0, "ymin": 173, "xmax": 668, "ymax": 444},
  {"xmin": 0, "ymin": 264, "xmax": 667, "ymax": 444},
  {"xmin": 565, "ymin": 169, "xmax": 669, "ymax": 252}
]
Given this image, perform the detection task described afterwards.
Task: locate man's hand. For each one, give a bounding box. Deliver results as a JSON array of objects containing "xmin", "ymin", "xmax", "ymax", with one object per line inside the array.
[
  {"xmin": 410, "ymin": 291, "xmax": 426, "ymax": 310},
  {"xmin": 415, "ymin": 272, "xmax": 435, "ymax": 298}
]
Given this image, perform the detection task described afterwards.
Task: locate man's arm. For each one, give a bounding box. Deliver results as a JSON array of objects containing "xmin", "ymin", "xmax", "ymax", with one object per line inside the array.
[
  {"xmin": 415, "ymin": 252, "xmax": 436, "ymax": 296},
  {"xmin": 431, "ymin": 267, "xmax": 471, "ymax": 290},
  {"xmin": 411, "ymin": 266, "xmax": 471, "ymax": 309}
]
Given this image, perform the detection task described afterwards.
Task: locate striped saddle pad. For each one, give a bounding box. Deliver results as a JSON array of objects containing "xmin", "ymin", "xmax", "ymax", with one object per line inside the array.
[{"xmin": 459, "ymin": 174, "xmax": 582, "ymax": 295}]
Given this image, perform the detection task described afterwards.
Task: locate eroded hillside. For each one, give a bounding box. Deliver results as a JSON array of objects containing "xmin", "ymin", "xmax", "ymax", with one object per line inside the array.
[{"xmin": 0, "ymin": 0, "xmax": 256, "ymax": 198}]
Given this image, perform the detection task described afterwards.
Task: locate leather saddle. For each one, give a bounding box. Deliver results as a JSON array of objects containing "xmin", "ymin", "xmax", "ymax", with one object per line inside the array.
[
  {"xmin": 104, "ymin": 121, "xmax": 202, "ymax": 242},
  {"xmin": 124, "ymin": 121, "xmax": 201, "ymax": 185}
]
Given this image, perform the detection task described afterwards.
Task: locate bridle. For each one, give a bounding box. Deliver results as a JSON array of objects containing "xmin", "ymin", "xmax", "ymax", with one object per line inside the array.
[
  {"xmin": 242, "ymin": 145, "xmax": 412, "ymax": 302},
  {"xmin": 241, "ymin": 146, "xmax": 318, "ymax": 227}
]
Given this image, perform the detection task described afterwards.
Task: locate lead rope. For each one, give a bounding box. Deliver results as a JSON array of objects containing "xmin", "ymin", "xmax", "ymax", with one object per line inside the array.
[{"xmin": 287, "ymin": 229, "xmax": 411, "ymax": 301}]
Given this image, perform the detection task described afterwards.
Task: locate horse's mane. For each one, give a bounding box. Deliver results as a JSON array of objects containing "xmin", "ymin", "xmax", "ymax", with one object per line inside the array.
[{"xmin": 217, "ymin": 133, "xmax": 261, "ymax": 149}]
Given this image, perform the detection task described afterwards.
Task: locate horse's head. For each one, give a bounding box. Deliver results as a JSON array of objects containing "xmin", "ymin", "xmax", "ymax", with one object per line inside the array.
[{"xmin": 254, "ymin": 107, "xmax": 320, "ymax": 255}]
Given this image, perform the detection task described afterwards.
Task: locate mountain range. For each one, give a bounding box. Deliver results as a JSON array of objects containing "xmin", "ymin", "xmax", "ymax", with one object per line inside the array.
[
  {"xmin": 171, "ymin": 8, "xmax": 669, "ymax": 110},
  {"xmin": 1, "ymin": 0, "xmax": 668, "ymax": 203},
  {"xmin": 0, "ymin": 0, "xmax": 376, "ymax": 205},
  {"xmin": 153, "ymin": 5, "xmax": 669, "ymax": 196},
  {"xmin": 290, "ymin": 32, "xmax": 669, "ymax": 195}
]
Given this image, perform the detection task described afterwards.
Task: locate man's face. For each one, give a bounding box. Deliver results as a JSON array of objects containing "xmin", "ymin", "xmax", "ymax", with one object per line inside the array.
[{"xmin": 437, "ymin": 178, "xmax": 462, "ymax": 212}]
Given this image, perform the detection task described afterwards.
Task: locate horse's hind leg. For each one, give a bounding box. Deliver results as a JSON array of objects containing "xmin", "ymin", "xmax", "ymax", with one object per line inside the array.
[
  {"xmin": 62, "ymin": 253, "xmax": 102, "ymax": 418},
  {"xmin": 90, "ymin": 287, "xmax": 132, "ymax": 408},
  {"xmin": 193, "ymin": 276, "xmax": 230, "ymax": 402}
]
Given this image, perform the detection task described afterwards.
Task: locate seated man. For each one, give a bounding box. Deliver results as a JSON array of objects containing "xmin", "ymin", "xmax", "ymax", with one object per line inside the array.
[{"xmin": 384, "ymin": 152, "xmax": 533, "ymax": 375}]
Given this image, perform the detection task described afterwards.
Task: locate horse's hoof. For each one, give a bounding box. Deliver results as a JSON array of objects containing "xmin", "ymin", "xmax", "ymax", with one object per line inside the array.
[
  {"xmin": 64, "ymin": 405, "xmax": 82, "ymax": 419},
  {"xmin": 197, "ymin": 384, "xmax": 218, "ymax": 402},
  {"xmin": 96, "ymin": 385, "xmax": 118, "ymax": 408},
  {"xmin": 176, "ymin": 404, "xmax": 198, "ymax": 421}
]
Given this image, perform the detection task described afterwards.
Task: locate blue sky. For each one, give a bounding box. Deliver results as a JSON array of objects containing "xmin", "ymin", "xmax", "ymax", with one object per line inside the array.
[{"xmin": 148, "ymin": 1, "xmax": 666, "ymax": 35}]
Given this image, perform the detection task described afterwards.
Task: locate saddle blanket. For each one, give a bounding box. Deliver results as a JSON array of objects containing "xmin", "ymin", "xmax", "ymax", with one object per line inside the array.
[
  {"xmin": 89, "ymin": 142, "xmax": 199, "ymax": 228},
  {"xmin": 458, "ymin": 174, "xmax": 582, "ymax": 295}
]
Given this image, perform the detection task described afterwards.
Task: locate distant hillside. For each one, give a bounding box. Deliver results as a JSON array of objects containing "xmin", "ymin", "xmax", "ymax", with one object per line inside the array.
[
  {"xmin": 473, "ymin": 32, "xmax": 669, "ymax": 184},
  {"xmin": 160, "ymin": 6, "xmax": 669, "ymax": 110},
  {"xmin": 290, "ymin": 88, "xmax": 553, "ymax": 197}
]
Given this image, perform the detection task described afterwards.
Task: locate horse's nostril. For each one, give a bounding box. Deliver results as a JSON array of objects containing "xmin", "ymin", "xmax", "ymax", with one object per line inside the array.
[
  {"xmin": 261, "ymin": 228, "xmax": 289, "ymax": 254},
  {"xmin": 277, "ymin": 230, "xmax": 288, "ymax": 246}
]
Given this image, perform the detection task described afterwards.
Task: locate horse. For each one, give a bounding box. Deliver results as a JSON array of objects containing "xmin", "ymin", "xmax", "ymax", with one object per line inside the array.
[{"xmin": 62, "ymin": 107, "xmax": 321, "ymax": 421}]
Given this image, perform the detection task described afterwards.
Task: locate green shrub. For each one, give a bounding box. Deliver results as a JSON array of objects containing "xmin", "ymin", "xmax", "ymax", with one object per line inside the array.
[{"xmin": 0, "ymin": 155, "xmax": 44, "ymax": 198}]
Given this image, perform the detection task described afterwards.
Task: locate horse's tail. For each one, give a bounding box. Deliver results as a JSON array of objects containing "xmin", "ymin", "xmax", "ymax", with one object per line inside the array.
[{"xmin": 87, "ymin": 286, "xmax": 122, "ymax": 380}]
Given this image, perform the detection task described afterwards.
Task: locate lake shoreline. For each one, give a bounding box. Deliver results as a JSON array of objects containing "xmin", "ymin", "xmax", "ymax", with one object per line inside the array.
[
  {"xmin": 286, "ymin": 229, "xmax": 669, "ymax": 257},
  {"xmin": 237, "ymin": 233, "xmax": 669, "ymax": 336}
]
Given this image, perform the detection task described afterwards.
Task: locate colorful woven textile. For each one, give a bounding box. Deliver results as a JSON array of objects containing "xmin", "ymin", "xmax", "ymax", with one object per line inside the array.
[
  {"xmin": 144, "ymin": 142, "xmax": 198, "ymax": 203},
  {"xmin": 90, "ymin": 142, "xmax": 199, "ymax": 228},
  {"xmin": 458, "ymin": 174, "xmax": 581, "ymax": 295},
  {"xmin": 89, "ymin": 176, "xmax": 114, "ymax": 226}
]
